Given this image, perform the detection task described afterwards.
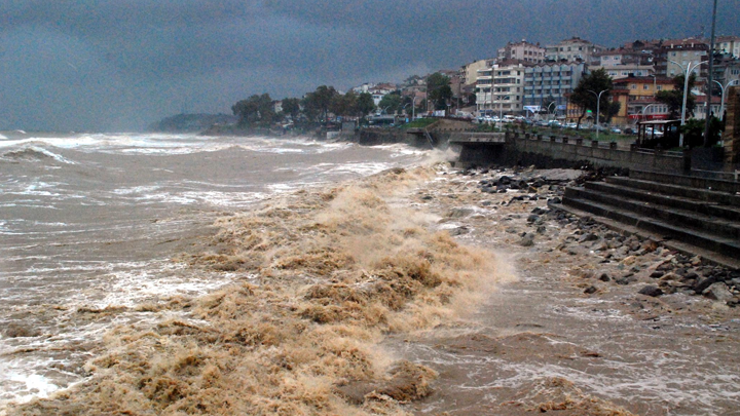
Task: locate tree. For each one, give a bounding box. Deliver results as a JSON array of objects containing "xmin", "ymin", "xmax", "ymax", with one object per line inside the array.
[
  {"xmin": 426, "ymin": 73, "xmax": 453, "ymax": 111},
  {"xmin": 232, "ymin": 93, "xmax": 275, "ymax": 127},
  {"xmin": 329, "ymin": 91, "xmax": 356, "ymax": 117},
  {"xmin": 378, "ymin": 92, "xmax": 402, "ymax": 114},
  {"xmin": 569, "ymin": 68, "xmax": 613, "ymax": 128},
  {"xmin": 681, "ymin": 116, "xmax": 723, "ymax": 148},
  {"xmin": 656, "ymin": 73, "xmax": 696, "ymax": 119},
  {"xmin": 302, "ymin": 85, "xmax": 339, "ymax": 122},
  {"xmin": 353, "ymin": 93, "xmax": 375, "ymax": 118},
  {"xmin": 281, "ymin": 98, "xmax": 301, "ymax": 121}
]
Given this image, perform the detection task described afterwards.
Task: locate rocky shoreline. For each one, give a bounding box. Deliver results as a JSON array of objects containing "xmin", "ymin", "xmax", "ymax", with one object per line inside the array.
[
  {"xmin": 394, "ymin": 164, "xmax": 740, "ymax": 415},
  {"xmin": 462, "ymin": 165, "xmax": 740, "ymax": 307}
]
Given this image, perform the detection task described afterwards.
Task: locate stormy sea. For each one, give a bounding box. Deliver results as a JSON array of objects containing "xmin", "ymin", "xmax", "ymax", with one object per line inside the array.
[
  {"xmin": 2, "ymin": 131, "xmax": 739, "ymax": 416},
  {"xmin": 0, "ymin": 132, "xmax": 445, "ymax": 413}
]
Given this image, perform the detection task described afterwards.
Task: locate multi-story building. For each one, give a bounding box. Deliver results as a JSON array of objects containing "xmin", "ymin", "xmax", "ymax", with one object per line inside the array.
[
  {"xmin": 497, "ymin": 40, "xmax": 546, "ymax": 64},
  {"xmin": 595, "ymin": 48, "xmax": 654, "ymax": 67},
  {"xmin": 463, "ymin": 59, "xmax": 493, "ymax": 88},
  {"xmin": 597, "ymin": 64, "xmax": 654, "ymax": 79},
  {"xmin": 545, "ymin": 37, "xmax": 606, "ymax": 65},
  {"xmin": 523, "ymin": 62, "xmax": 586, "ymax": 117},
  {"xmin": 476, "ymin": 60, "xmax": 531, "ymax": 116},
  {"xmin": 716, "ymin": 35, "xmax": 740, "ymax": 59},
  {"xmin": 610, "ymin": 76, "xmax": 676, "ymax": 126},
  {"xmin": 491, "ymin": 60, "xmax": 530, "ymax": 116},
  {"xmin": 655, "ymin": 38, "xmax": 709, "ymax": 79}
]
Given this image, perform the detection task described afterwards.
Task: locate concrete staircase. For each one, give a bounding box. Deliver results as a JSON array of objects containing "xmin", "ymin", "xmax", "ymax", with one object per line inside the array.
[{"xmin": 558, "ymin": 170, "xmax": 740, "ymax": 268}]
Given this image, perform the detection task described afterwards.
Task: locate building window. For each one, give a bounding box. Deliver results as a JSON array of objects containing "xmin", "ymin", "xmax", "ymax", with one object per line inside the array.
[{"xmin": 643, "ymin": 85, "xmax": 649, "ymax": 90}]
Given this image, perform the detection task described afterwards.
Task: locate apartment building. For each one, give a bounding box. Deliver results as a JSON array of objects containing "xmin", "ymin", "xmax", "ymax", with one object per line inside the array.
[
  {"xmin": 655, "ymin": 38, "xmax": 709, "ymax": 78},
  {"xmin": 716, "ymin": 35, "xmax": 740, "ymax": 58},
  {"xmin": 545, "ymin": 37, "xmax": 606, "ymax": 65},
  {"xmin": 463, "ymin": 59, "xmax": 493, "ymax": 87},
  {"xmin": 523, "ymin": 62, "xmax": 586, "ymax": 116},
  {"xmin": 610, "ymin": 76, "xmax": 676, "ymax": 126},
  {"xmin": 476, "ymin": 60, "xmax": 531, "ymax": 116},
  {"xmin": 597, "ymin": 64, "xmax": 654, "ymax": 79},
  {"xmin": 497, "ymin": 40, "xmax": 546, "ymax": 64}
]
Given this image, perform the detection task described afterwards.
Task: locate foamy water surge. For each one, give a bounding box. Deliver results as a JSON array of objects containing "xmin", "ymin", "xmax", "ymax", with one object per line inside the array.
[
  {"xmin": 1, "ymin": 133, "xmax": 437, "ymax": 413},
  {"xmin": 5, "ymin": 163, "xmax": 501, "ymax": 415}
]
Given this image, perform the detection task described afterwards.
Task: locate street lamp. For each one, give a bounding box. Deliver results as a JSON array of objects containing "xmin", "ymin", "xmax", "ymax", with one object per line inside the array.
[
  {"xmin": 669, "ymin": 59, "xmax": 707, "ymax": 146},
  {"xmin": 547, "ymin": 101, "xmax": 556, "ymax": 120},
  {"xmin": 588, "ymin": 89, "xmax": 608, "ymax": 140},
  {"xmin": 713, "ymin": 79, "xmax": 739, "ymax": 121},
  {"xmin": 641, "ymin": 103, "xmax": 659, "ymax": 120}
]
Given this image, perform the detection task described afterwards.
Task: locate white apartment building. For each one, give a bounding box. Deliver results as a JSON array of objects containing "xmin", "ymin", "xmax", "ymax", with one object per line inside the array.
[
  {"xmin": 463, "ymin": 59, "xmax": 493, "ymax": 86},
  {"xmin": 545, "ymin": 37, "xmax": 606, "ymax": 65},
  {"xmin": 497, "ymin": 40, "xmax": 546, "ymax": 64},
  {"xmin": 476, "ymin": 61, "xmax": 529, "ymax": 116}
]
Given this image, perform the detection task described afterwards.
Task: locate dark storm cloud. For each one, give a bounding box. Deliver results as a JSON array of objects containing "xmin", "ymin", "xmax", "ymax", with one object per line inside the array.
[{"xmin": 1, "ymin": 0, "xmax": 738, "ymax": 131}]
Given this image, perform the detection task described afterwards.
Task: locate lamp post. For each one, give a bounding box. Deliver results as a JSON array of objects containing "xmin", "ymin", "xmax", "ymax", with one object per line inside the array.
[
  {"xmin": 411, "ymin": 96, "xmax": 417, "ymax": 121},
  {"xmin": 588, "ymin": 89, "xmax": 608, "ymax": 140},
  {"xmin": 547, "ymin": 101, "xmax": 556, "ymax": 121},
  {"xmin": 714, "ymin": 79, "xmax": 739, "ymax": 120},
  {"xmin": 669, "ymin": 59, "xmax": 707, "ymax": 146},
  {"xmin": 641, "ymin": 103, "xmax": 659, "ymax": 121}
]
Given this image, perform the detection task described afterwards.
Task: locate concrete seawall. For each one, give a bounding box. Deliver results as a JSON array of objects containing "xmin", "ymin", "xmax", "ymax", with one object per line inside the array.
[{"xmin": 451, "ymin": 131, "xmax": 687, "ymax": 172}]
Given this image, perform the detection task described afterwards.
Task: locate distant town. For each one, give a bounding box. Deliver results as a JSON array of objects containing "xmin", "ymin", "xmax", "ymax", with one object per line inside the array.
[{"xmin": 151, "ymin": 34, "xmax": 740, "ymax": 134}]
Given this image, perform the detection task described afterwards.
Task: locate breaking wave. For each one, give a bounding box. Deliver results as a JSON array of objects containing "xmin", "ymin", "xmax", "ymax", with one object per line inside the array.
[
  {"xmin": 6, "ymin": 165, "xmax": 502, "ymax": 415},
  {"xmin": 0, "ymin": 146, "xmax": 74, "ymax": 164}
]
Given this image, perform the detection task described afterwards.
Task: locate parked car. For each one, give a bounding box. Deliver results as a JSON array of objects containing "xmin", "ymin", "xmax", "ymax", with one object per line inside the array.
[
  {"xmin": 564, "ymin": 122, "xmax": 578, "ymax": 129},
  {"xmin": 610, "ymin": 127, "xmax": 622, "ymax": 134}
]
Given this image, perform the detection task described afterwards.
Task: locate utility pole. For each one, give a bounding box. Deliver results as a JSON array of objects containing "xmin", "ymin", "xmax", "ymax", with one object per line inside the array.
[{"xmin": 703, "ymin": 0, "xmax": 718, "ymax": 147}]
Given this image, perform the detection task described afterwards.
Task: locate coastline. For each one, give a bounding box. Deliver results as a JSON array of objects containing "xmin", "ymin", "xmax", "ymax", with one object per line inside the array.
[{"xmin": 6, "ymin": 162, "xmax": 740, "ymax": 415}]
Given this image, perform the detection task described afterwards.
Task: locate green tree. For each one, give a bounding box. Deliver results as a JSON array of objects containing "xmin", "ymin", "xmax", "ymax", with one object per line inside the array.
[
  {"xmin": 426, "ymin": 73, "xmax": 453, "ymax": 111},
  {"xmin": 681, "ymin": 116, "xmax": 723, "ymax": 148},
  {"xmin": 569, "ymin": 68, "xmax": 613, "ymax": 128},
  {"xmin": 378, "ymin": 92, "xmax": 402, "ymax": 114},
  {"xmin": 656, "ymin": 73, "xmax": 696, "ymax": 119},
  {"xmin": 353, "ymin": 92, "xmax": 375, "ymax": 118},
  {"xmin": 329, "ymin": 91, "xmax": 356, "ymax": 117},
  {"xmin": 232, "ymin": 93, "xmax": 275, "ymax": 127},
  {"xmin": 281, "ymin": 97, "xmax": 301, "ymax": 121},
  {"xmin": 302, "ymin": 85, "xmax": 338, "ymax": 122}
]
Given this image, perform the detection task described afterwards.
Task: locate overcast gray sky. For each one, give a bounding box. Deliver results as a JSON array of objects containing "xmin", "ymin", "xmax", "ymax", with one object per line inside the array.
[{"xmin": 1, "ymin": 0, "xmax": 738, "ymax": 131}]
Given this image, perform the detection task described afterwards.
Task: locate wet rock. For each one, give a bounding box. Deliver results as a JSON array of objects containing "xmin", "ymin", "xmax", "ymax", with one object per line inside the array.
[
  {"xmin": 548, "ymin": 197, "xmax": 562, "ymax": 204},
  {"xmin": 615, "ymin": 277, "xmax": 633, "ymax": 285},
  {"xmin": 598, "ymin": 273, "xmax": 611, "ymax": 282},
  {"xmin": 448, "ymin": 226, "xmax": 470, "ymax": 236},
  {"xmin": 694, "ymin": 276, "xmax": 720, "ymax": 295},
  {"xmin": 527, "ymin": 214, "xmax": 540, "ymax": 223},
  {"xmin": 519, "ymin": 234, "xmax": 535, "ymax": 247},
  {"xmin": 638, "ymin": 285, "xmax": 663, "ymax": 297},
  {"xmin": 578, "ymin": 233, "xmax": 599, "ymax": 243},
  {"xmin": 584, "ymin": 286, "xmax": 598, "ymax": 294},
  {"xmin": 703, "ymin": 282, "xmax": 734, "ymax": 302},
  {"xmin": 650, "ymin": 271, "xmax": 665, "ymax": 279}
]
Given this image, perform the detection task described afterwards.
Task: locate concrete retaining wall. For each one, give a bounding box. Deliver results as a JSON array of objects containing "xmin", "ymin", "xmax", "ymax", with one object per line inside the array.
[{"xmin": 450, "ymin": 131, "xmax": 686, "ymax": 172}]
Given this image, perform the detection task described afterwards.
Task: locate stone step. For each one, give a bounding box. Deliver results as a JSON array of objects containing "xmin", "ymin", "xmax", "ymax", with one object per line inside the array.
[
  {"xmin": 561, "ymin": 192, "xmax": 740, "ymax": 259},
  {"xmin": 565, "ymin": 187, "xmax": 740, "ymax": 241},
  {"xmin": 589, "ymin": 181, "xmax": 740, "ymax": 222},
  {"xmin": 630, "ymin": 169, "xmax": 740, "ymax": 195},
  {"xmin": 606, "ymin": 176, "xmax": 740, "ymax": 207}
]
